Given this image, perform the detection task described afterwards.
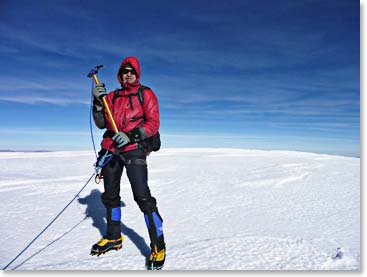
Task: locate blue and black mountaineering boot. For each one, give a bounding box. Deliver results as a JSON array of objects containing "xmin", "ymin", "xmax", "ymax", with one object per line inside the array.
[
  {"xmin": 145, "ymin": 211, "xmax": 166, "ymax": 270},
  {"xmin": 91, "ymin": 207, "xmax": 123, "ymax": 256}
]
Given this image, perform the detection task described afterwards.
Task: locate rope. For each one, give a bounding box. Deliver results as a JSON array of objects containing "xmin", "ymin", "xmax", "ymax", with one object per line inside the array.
[
  {"xmin": 2, "ymin": 172, "xmax": 96, "ymax": 270},
  {"xmin": 89, "ymin": 79, "xmax": 98, "ymax": 159},
  {"xmin": 90, "ymin": 79, "xmax": 113, "ymax": 179},
  {"xmin": 2, "ymin": 79, "xmax": 108, "ymax": 270}
]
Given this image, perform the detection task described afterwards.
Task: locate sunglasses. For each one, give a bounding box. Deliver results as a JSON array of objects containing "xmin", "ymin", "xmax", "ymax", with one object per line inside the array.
[{"xmin": 121, "ymin": 68, "xmax": 136, "ymax": 75}]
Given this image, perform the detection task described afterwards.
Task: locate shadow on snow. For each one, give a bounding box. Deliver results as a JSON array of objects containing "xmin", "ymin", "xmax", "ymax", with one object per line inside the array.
[
  {"xmin": 78, "ymin": 189, "xmax": 151, "ymax": 260},
  {"xmin": 12, "ymin": 189, "xmax": 150, "ymax": 269}
]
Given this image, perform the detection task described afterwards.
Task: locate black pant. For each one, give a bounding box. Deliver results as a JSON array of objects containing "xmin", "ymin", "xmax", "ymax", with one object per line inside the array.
[
  {"xmin": 101, "ymin": 148, "xmax": 153, "ymax": 209},
  {"xmin": 101, "ymin": 148, "xmax": 165, "ymax": 250}
]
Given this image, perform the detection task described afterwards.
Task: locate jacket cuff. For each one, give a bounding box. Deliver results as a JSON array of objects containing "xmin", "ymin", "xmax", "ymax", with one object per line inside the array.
[{"xmin": 93, "ymin": 99, "xmax": 104, "ymax": 112}]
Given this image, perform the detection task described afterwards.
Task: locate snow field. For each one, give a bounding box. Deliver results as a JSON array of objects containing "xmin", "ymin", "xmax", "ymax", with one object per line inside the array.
[{"xmin": 0, "ymin": 149, "xmax": 360, "ymax": 270}]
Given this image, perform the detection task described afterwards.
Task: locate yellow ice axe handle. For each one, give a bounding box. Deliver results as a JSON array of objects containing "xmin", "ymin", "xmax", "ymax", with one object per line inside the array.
[{"xmin": 93, "ymin": 75, "xmax": 119, "ymax": 133}]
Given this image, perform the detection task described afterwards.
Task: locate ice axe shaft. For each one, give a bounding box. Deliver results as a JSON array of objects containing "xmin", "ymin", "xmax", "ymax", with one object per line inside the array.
[{"xmin": 88, "ymin": 65, "xmax": 118, "ymax": 133}]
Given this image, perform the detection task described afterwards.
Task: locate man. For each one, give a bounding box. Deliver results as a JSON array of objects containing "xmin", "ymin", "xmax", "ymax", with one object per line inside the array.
[{"xmin": 91, "ymin": 56, "xmax": 165, "ymax": 270}]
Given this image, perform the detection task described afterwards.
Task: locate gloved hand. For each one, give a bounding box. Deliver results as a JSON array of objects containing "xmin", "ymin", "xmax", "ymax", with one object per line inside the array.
[
  {"xmin": 112, "ymin": 132, "xmax": 131, "ymax": 148},
  {"xmin": 93, "ymin": 83, "xmax": 107, "ymax": 100},
  {"xmin": 93, "ymin": 83, "xmax": 107, "ymax": 111}
]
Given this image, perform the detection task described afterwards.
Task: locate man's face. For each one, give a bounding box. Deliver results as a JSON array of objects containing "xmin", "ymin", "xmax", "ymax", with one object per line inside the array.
[{"xmin": 121, "ymin": 66, "xmax": 137, "ymax": 84}]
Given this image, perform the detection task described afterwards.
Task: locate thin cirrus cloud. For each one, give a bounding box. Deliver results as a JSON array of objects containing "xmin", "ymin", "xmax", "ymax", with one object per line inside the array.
[
  {"xmin": 0, "ymin": 0, "xmax": 359, "ymax": 156},
  {"xmin": 0, "ymin": 76, "xmax": 91, "ymax": 105},
  {"xmin": 0, "ymin": 13, "xmax": 358, "ymax": 113}
]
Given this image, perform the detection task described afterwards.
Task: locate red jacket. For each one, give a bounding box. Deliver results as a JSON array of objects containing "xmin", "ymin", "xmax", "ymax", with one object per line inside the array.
[{"xmin": 101, "ymin": 57, "xmax": 160, "ymax": 153}]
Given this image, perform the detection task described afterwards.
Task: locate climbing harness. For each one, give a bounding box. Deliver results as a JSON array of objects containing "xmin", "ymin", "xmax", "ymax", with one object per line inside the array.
[{"xmin": 94, "ymin": 151, "xmax": 113, "ymax": 184}]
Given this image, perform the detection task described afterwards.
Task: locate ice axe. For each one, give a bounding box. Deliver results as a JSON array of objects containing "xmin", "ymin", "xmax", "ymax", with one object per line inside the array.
[{"xmin": 87, "ymin": 65, "xmax": 118, "ymax": 133}]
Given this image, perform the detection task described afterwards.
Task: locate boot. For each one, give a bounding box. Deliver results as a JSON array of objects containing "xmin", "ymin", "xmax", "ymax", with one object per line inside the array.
[
  {"xmin": 144, "ymin": 211, "xmax": 166, "ymax": 270},
  {"xmin": 91, "ymin": 207, "xmax": 123, "ymax": 256}
]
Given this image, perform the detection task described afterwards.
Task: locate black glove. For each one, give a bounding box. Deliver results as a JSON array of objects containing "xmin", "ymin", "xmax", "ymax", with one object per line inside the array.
[
  {"xmin": 93, "ymin": 83, "xmax": 107, "ymax": 111},
  {"xmin": 112, "ymin": 132, "xmax": 131, "ymax": 148}
]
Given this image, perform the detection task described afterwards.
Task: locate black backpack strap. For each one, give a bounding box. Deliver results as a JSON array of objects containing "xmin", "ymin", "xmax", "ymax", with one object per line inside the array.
[
  {"xmin": 112, "ymin": 88, "xmax": 121, "ymax": 104},
  {"xmin": 112, "ymin": 85, "xmax": 150, "ymax": 108},
  {"xmin": 127, "ymin": 95, "xmax": 134, "ymax": 110},
  {"xmin": 137, "ymin": 85, "xmax": 149, "ymax": 106}
]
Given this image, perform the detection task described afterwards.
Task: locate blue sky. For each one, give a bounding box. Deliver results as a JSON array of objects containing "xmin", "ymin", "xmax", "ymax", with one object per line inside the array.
[{"xmin": 0, "ymin": 0, "xmax": 360, "ymax": 157}]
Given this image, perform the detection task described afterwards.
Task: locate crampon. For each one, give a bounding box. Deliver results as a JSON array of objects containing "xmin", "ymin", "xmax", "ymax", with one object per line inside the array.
[{"xmin": 90, "ymin": 235, "xmax": 124, "ymax": 256}]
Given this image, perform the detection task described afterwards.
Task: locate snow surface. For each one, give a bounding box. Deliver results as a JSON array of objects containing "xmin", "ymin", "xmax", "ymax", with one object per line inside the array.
[{"xmin": 0, "ymin": 148, "xmax": 360, "ymax": 270}]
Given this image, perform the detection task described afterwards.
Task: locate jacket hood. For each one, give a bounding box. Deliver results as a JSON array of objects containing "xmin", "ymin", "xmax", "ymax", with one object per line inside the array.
[{"xmin": 117, "ymin": 56, "xmax": 141, "ymax": 87}]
